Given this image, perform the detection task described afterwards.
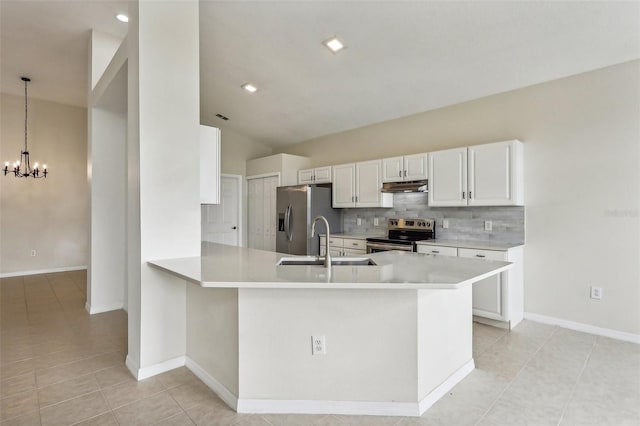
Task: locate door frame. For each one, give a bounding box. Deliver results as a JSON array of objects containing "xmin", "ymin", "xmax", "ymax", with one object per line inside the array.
[{"xmin": 221, "ymin": 173, "xmax": 243, "ymax": 247}]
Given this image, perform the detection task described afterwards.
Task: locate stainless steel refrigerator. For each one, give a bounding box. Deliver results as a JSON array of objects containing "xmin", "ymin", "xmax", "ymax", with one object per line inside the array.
[{"xmin": 276, "ymin": 185, "xmax": 341, "ymax": 255}]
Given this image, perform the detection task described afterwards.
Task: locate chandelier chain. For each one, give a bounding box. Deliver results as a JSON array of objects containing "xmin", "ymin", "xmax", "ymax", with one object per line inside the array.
[{"xmin": 24, "ymin": 78, "xmax": 28, "ymax": 152}]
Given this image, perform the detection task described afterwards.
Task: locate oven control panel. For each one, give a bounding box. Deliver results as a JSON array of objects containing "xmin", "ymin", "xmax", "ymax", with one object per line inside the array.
[{"xmin": 388, "ymin": 218, "xmax": 435, "ymax": 230}]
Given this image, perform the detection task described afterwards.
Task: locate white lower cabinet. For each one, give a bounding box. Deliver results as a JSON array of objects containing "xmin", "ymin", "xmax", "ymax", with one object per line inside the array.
[
  {"xmin": 320, "ymin": 236, "xmax": 367, "ymax": 257},
  {"xmin": 417, "ymin": 243, "xmax": 524, "ymax": 329}
]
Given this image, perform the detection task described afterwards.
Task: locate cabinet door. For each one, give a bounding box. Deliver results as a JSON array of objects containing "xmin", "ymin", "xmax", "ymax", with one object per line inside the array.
[
  {"xmin": 356, "ymin": 160, "xmax": 383, "ymax": 207},
  {"xmin": 428, "ymin": 148, "xmax": 468, "ymax": 207},
  {"xmin": 404, "ymin": 153, "xmax": 428, "ymax": 181},
  {"xmin": 298, "ymin": 168, "xmax": 314, "ymax": 184},
  {"xmin": 458, "ymin": 248, "xmax": 506, "ymax": 320},
  {"xmin": 329, "ymin": 248, "xmax": 343, "ymax": 257},
  {"xmin": 313, "ymin": 166, "xmax": 332, "ymax": 183},
  {"xmin": 468, "ymin": 140, "xmax": 522, "ymax": 206},
  {"xmin": 332, "ymin": 164, "xmax": 356, "ymax": 208},
  {"xmin": 382, "ymin": 157, "xmax": 404, "ymax": 183}
]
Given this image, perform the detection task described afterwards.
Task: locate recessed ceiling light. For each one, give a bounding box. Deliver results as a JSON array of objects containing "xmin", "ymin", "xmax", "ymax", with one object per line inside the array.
[
  {"xmin": 323, "ymin": 36, "xmax": 345, "ymax": 53},
  {"xmin": 241, "ymin": 83, "xmax": 258, "ymax": 93},
  {"xmin": 116, "ymin": 14, "xmax": 129, "ymax": 23}
]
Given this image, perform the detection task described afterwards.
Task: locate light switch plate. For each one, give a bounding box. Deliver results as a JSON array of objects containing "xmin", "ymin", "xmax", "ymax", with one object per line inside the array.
[{"xmin": 442, "ymin": 219, "xmax": 449, "ymax": 229}]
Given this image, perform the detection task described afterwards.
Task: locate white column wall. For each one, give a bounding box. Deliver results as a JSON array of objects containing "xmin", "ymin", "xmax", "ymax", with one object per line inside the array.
[
  {"xmin": 88, "ymin": 106, "xmax": 127, "ymax": 313},
  {"xmin": 126, "ymin": 0, "xmax": 201, "ymax": 374},
  {"xmin": 88, "ymin": 30, "xmax": 128, "ymax": 314}
]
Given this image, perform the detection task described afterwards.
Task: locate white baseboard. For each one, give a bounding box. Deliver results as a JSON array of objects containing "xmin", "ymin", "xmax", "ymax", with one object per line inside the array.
[
  {"xmin": 125, "ymin": 354, "xmax": 140, "ymax": 379},
  {"xmin": 185, "ymin": 357, "xmax": 238, "ymax": 411},
  {"xmin": 524, "ymin": 312, "xmax": 640, "ymax": 344},
  {"xmin": 418, "ymin": 358, "xmax": 475, "ymax": 415},
  {"xmin": 238, "ymin": 398, "xmax": 420, "ymax": 417},
  {"xmin": 85, "ymin": 301, "xmax": 124, "ymax": 315},
  {"xmin": 125, "ymin": 354, "xmax": 186, "ymax": 380},
  {"xmin": 208, "ymin": 358, "xmax": 474, "ymax": 418},
  {"xmin": 0, "ymin": 265, "xmax": 87, "ymax": 278}
]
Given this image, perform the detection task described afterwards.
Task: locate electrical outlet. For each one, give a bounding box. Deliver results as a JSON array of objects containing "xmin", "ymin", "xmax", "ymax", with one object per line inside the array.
[
  {"xmin": 373, "ymin": 217, "xmax": 379, "ymax": 226},
  {"xmin": 484, "ymin": 221, "xmax": 492, "ymax": 231},
  {"xmin": 356, "ymin": 218, "xmax": 362, "ymax": 226},
  {"xmin": 30, "ymin": 249, "xmax": 36, "ymax": 257},
  {"xmin": 442, "ymin": 219, "xmax": 449, "ymax": 229},
  {"xmin": 590, "ymin": 286, "xmax": 603, "ymax": 300},
  {"xmin": 311, "ymin": 335, "xmax": 326, "ymax": 355}
]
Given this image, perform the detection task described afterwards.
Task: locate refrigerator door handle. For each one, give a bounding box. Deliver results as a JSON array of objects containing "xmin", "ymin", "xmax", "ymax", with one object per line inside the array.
[{"xmin": 284, "ymin": 205, "xmax": 293, "ymax": 241}]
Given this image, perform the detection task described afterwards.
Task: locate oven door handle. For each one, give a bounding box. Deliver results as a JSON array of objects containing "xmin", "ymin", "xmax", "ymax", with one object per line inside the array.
[{"xmin": 366, "ymin": 242, "xmax": 414, "ymax": 252}]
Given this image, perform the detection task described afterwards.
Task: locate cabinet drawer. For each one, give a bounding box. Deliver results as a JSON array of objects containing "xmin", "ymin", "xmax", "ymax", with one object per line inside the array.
[
  {"xmin": 342, "ymin": 238, "xmax": 366, "ymax": 251},
  {"xmin": 458, "ymin": 248, "xmax": 506, "ymax": 261},
  {"xmin": 328, "ymin": 237, "xmax": 343, "ymax": 248},
  {"xmin": 417, "ymin": 245, "xmax": 458, "ymax": 256}
]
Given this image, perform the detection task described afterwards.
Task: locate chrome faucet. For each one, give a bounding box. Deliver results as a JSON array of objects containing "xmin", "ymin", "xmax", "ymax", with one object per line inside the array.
[{"xmin": 311, "ymin": 215, "xmax": 332, "ymax": 268}]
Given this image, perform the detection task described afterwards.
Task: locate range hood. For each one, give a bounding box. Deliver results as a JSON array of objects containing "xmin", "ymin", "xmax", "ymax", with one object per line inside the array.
[{"xmin": 381, "ymin": 180, "xmax": 428, "ymax": 193}]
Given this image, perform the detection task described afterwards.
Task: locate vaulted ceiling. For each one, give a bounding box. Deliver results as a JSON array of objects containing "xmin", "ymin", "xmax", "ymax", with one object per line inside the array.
[{"xmin": 2, "ymin": 1, "xmax": 639, "ymax": 148}]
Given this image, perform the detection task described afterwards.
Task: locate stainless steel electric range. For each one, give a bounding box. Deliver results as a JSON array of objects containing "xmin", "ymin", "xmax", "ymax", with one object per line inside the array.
[{"xmin": 366, "ymin": 218, "xmax": 435, "ymax": 253}]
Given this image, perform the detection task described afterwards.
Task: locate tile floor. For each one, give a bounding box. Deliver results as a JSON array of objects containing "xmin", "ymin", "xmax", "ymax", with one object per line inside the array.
[{"xmin": 1, "ymin": 271, "xmax": 639, "ymax": 425}]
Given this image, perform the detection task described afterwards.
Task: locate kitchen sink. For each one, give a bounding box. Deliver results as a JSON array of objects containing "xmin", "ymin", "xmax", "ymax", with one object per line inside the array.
[{"xmin": 277, "ymin": 256, "xmax": 377, "ymax": 266}]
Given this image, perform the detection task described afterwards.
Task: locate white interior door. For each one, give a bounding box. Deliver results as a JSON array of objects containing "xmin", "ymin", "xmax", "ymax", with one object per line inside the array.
[
  {"xmin": 263, "ymin": 176, "xmax": 279, "ymax": 251},
  {"xmin": 248, "ymin": 178, "xmax": 264, "ymax": 250},
  {"xmin": 202, "ymin": 176, "xmax": 241, "ymax": 246}
]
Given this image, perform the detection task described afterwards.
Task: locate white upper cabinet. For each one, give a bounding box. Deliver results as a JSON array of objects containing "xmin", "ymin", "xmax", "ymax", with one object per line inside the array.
[
  {"xmin": 299, "ymin": 166, "xmax": 332, "ymax": 184},
  {"xmin": 298, "ymin": 168, "xmax": 314, "ymax": 184},
  {"xmin": 428, "ymin": 147, "xmax": 468, "ymax": 207},
  {"xmin": 404, "ymin": 153, "xmax": 429, "ymax": 181},
  {"xmin": 200, "ymin": 125, "xmax": 221, "ymax": 204},
  {"xmin": 332, "ymin": 164, "xmax": 357, "ymax": 208},
  {"xmin": 382, "ymin": 156, "xmax": 404, "ymax": 183},
  {"xmin": 382, "ymin": 153, "xmax": 428, "ymax": 183},
  {"xmin": 333, "ymin": 160, "xmax": 393, "ymax": 208},
  {"xmin": 468, "ymin": 140, "xmax": 523, "ymax": 206},
  {"xmin": 429, "ymin": 140, "xmax": 523, "ymax": 207},
  {"xmin": 356, "ymin": 160, "xmax": 385, "ymax": 207}
]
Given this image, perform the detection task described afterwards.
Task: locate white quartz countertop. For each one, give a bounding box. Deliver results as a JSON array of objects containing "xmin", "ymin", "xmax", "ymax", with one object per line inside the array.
[
  {"xmin": 147, "ymin": 243, "xmax": 512, "ymax": 290},
  {"xmin": 416, "ymin": 239, "xmax": 524, "ymax": 251}
]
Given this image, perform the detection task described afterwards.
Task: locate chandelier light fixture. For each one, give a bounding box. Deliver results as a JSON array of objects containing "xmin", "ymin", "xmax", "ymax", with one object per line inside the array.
[{"xmin": 3, "ymin": 77, "xmax": 48, "ymax": 179}]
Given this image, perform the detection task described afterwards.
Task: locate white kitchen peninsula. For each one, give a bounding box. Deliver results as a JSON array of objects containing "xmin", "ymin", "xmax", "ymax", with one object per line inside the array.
[{"xmin": 148, "ymin": 243, "xmax": 511, "ymax": 417}]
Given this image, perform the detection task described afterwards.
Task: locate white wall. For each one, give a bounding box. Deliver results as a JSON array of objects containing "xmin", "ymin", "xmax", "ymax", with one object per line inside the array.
[
  {"xmin": 125, "ymin": 0, "xmax": 201, "ymax": 374},
  {"xmin": 0, "ymin": 94, "xmax": 88, "ymax": 276},
  {"xmin": 279, "ymin": 61, "xmax": 640, "ymax": 336}
]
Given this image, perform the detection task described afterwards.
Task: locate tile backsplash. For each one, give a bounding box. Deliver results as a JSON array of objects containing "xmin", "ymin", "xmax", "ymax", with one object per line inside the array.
[{"xmin": 342, "ymin": 193, "xmax": 524, "ymax": 244}]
